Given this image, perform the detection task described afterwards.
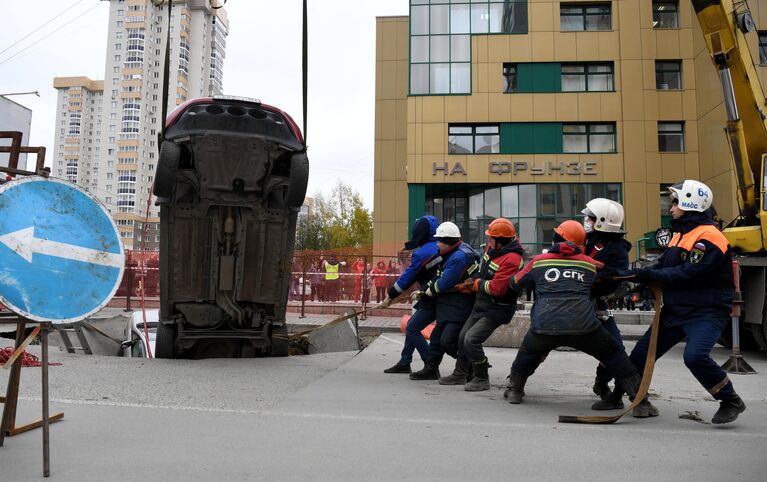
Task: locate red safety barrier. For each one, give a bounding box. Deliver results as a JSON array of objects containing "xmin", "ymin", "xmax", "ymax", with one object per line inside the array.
[{"xmin": 399, "ymin": 314, "xmax": 435, "ymax": 340}]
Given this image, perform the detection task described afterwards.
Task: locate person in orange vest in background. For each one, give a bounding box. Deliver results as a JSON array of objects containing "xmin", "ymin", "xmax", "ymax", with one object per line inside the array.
[
  {"xmin": 352, "ymin": 257, "xmax": 366, "ymax": 303},
  {"xmin": 439, "ymin": 218, "xmax": 524, "ymax": 391},
  {"xmin": 504, "ymin": 220, "xmax": 641, "ymax": 408},
  {"xmin": 371, "ymin": 261, "xmax": 389, "ymax": 304},
  {"xmin": 595, "ymin": 180, "xmax": 746, "ymax": 424}
]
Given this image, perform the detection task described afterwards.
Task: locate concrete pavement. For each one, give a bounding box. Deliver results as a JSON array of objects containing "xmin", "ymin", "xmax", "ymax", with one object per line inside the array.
[{"xmin": 2, "ymin": 332, "xmax": 766, "ymax": 480}]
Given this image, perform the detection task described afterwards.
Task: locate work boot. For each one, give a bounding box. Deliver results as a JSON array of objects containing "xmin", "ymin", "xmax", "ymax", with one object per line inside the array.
[
  {"xmin": 592, "ymin": 366, "xmax": 612, "ymax": 401},
  {"xmin": 591, "ymin": 374, "xmax": 631, "ymax": 410},
  {"xmin": 505, "ymin": 370, "xmax": 527, "ymax": 404},
  {"xmin": 383, "ymin": 363, "xmax": 411, "ymax": 374},
  {"xmin": 410, "ymin": 356, "xmax": 441, "ymax": 380},
  {"xmin": 711, "ymin": 395, "xmax": 746, "ymax": 424},
  {"xmin": 632, "ymin": 399, "xmax": 660, "ymax": 418},
  {"xmin": 439, "ymin": 356, "xmax": 470, "ymax": 385},
  {"xmin": 464, "ymin": 358, "xmax": 490, "ymax": 392}
]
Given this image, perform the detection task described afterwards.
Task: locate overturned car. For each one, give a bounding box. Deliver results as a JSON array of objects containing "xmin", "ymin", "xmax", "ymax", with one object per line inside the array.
[{"xmin": 153, "ymin": 96, "xmax": 308, "ymax": 358}]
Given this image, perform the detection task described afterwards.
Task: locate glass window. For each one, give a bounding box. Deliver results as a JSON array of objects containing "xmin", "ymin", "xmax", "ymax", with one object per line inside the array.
[
  {"xmin": 519, "ymin": 185, "xmax": 537, "ymax": 217},
  {"xmin": 560, "ymin": 4, "xmax": 611, "ymax": 32},
  {"xmin": 652, "ymin": 0, "xmax": 678, "ymax": 29},
  {"xmin": 411, "ymin": 6, "xmax": 429, "ymax": 35},
  {"xmin": 450, "ymin": 4, "xmax": 470, "ymax": 34},
  {"xmin": 448, "ymin": 124, "xmax": 499, "ymax": 154},
  {"xmin": 656, "ymin": 60, "xmax": 682, "ymax": 89},
  {"xmin": 411, "ymin": 64, "xmax": 429, "ymax": 94},
  {"xmin": 451, "ymin": 63, "xmax": 471, "ymax": 93},
  {"xmin": 501, "ymin": 185, "xmax": 519, "ymax": 217},
  {"xmin": 430, "ymin": 63, "xmax": 451, "ymax": 94},
  {"xmin": 503, "ymin": 63, "xmax": 517, "ymax": 93},
  {"xmin": 450, "ymin": 35, "xmax": 470, "ymax": 62},
  {"xmin": 448, "ymin": 126, "xmax": 473, "ymax": 154},
  {"xmin": 430, "ymin": 35, "xmax": 450, "ymax": 62},
  {"xmin": 411, "ymin": 36, "xmax": 429, "ymax": 63},
  {"xmin": 561, "ymin": 64, "xmax": 587, "ymax": 92},
  {"xmin": 471, "ymin": 3, "xmax": 490, "ymax": 33},
  {"xmin": 563, "ymin": 123, "xmax": 616, "ymax": 153},
  {"xmin": 760, "ymin": 32, "xmax": 767, "ymax": 64},
  {"xmin": 539, "ymin": 185, "xmax": 556, "ymax": 216},
  {"xmin": 658, "ymin": 122, "xmax": 685, "ymax": 152},
  {"xmin": 485, "ymin": 188, "xmax": 501, "ymax": 218},
  {"xmin": 430, "ymin": 4, "xmax": 449, "ymax": 34}
]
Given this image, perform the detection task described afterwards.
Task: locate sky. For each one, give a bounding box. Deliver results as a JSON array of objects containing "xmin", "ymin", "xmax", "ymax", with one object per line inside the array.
[{"xmin": 0, "ymin": 0, "xmax": 410, "ymax": 208}]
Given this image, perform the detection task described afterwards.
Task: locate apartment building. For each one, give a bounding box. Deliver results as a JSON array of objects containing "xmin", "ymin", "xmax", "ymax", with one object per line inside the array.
[{"xmin": 52, "ymin": 0, "xmax": 228, "ymax": 249}]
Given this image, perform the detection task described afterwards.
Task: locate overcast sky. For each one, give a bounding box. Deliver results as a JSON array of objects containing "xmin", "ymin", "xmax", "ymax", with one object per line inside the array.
[{"xmin": 0, "ymin": 0, "xmax": 410, "ymax": 208}]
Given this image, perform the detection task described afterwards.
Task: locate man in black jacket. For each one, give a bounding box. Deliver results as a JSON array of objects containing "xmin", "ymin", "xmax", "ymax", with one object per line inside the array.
[
  {"xmin": 582, "ymin": 198, "xmax": 632, "ymax": 403},
  {"xmin": 505, "ymin": 221, "xmax": 643, "ymax": 410}
]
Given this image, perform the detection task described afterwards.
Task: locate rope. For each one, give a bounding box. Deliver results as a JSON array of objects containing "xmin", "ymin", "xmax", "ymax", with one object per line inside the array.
[
  {"xmin": 0, "ymin": 347, "xmax": 62, "ymax": 367},
  {"xmin": 558, "ymin": 283, "xmax": 662, "ymax": 424}
]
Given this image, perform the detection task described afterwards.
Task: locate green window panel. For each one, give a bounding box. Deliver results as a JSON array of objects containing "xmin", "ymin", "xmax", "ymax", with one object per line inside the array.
[
  {"xmin": 514, "ymin": 63, "xmax": 560, "ymax": 93},
  {"xmin": 500, "ymin": 122, "xmax": 563, "ymax": 154},
  {"xmin": 407, "ymin": 183, "xmax": 426, "ymax": 237}
]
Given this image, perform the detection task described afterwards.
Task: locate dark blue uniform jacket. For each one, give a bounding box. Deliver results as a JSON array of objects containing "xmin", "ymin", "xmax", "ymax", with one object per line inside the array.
[
  {"xmin": 639, "ymin": 212, "xmax": 734, "ymax": 327},
  {"xmin": 586, "ymin": 232, "xmax": 631, "ymax": 311},
  {"xmin": 426, "ymin": 241, "xmax": 479, "ymax": 323}
]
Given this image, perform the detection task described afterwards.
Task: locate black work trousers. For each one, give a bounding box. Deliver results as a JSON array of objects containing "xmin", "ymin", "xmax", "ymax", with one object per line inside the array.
[
  {"xmin": 458, "ymin": 316, "xmax": 504, "ymax": 363},
  {"xmin": 512, "ymin": 326, "xmax": 636, "ymax": 382}
]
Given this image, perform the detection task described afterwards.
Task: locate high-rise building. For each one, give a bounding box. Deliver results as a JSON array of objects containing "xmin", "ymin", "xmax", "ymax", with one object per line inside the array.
[
  {"xmin": 373, "ymin": 1, "xmax": 767, "ymax": 254},
  {"xmin": 52, "ymin": 0, "xmax": 228, "ymax": 249}
]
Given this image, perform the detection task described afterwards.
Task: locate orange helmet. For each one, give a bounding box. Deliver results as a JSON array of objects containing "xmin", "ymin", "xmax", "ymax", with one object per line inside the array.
[
  {"xmin": 485, "ymin": 218, "xmax": 516, "ymax": 239},
  {"xmin": 553, "ymin": 220, "xmax": 586, "ymax": 247}
]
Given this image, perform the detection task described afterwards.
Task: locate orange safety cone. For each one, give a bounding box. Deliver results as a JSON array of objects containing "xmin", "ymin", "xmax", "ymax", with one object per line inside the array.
[{"xmin": 399, "ymin": 314, "xmax": 435, "ymax": 340}]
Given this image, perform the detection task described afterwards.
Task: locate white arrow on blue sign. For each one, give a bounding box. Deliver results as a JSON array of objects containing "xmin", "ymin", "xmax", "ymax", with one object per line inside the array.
[{"xmin": 0, "ymin": 176, "xmax": 125, "ymax": 323}]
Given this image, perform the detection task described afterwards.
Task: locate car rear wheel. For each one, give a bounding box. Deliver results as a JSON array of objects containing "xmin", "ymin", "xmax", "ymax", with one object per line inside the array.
[
  {"xmin": 286, "ymin": 152, "xmax": 309, "ymax": 210},
  {"xmin": 154, "ymin": 321, "xmax": 176, "ymax": 359},
  {"xmin": 153, "ymin": 140, "xmax": 181, "ymax": 199}
]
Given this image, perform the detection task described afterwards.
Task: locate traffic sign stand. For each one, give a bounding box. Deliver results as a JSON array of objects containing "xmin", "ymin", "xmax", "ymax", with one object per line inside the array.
[{"xmin": 0, "ymin": 318, "xmax": 63, "ymax": 477}]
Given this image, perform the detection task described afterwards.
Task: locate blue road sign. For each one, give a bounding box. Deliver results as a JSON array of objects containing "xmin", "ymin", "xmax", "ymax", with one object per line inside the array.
[{"xmin": 0, "ymin": 177, "xmax": 125, "ymax": 323}]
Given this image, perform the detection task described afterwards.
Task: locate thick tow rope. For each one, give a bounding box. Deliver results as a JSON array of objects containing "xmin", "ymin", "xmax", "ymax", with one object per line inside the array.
[
  {"xmin": 558, "ymin": 283, "xmax": 662, "ymax": 424},
  {"xmin": 273, "ymin": 303, "xmax": 385, "ymax": 343}
]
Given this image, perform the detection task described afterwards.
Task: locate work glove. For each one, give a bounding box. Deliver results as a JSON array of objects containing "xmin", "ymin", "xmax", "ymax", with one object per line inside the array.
[
  {"xmin": 380, "ymin": 297, "xmax": 393, "ymax": 308},
  {"xmin": 631, "ymin": 268, "xmax": 654, "ymax": 284},
  {"xmin": 387, "ymin": 286, "xmax": 400, "ymax": 300},
  {"xmin": 458, "ymin": 279, "xmax": 480, "ymax": 294},
  {"xmin": 423, "ymin": 286, "xmax": 436, "ymax": 297},
  {"xmin": 411, "ymin": 290, "xmax": 425, "ymax": 302}
]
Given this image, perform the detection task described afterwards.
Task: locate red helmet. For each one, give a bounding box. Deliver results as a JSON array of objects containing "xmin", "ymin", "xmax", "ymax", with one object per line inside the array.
[
  {"xmin": 553, "ymin": 220, "xmax": 586, "ymax": 247},
  {"xmin": 485, "ymin": 218, "xmax": 516, "ymax": 238}
]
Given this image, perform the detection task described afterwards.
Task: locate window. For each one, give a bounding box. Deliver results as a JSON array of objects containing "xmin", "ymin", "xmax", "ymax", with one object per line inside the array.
[
  {"xmin": 658, "ymin": 122, "xmax": 685, "ymax": 152},
  {"xmin": 560, "ymin": 3, "xmax": 611, "ymax": 31},
  {"xmin": 652, "ymin": 0, "xmax": 678, "ymax": 29},
  {"xmin": 561, "ymin": 63, "xmax": 613, "ymax": 91},
  {"xmin": 563, "ymin": 123, "xmax": 616, "ymax": 153},
  {"xmin": 503, "ymin": 64, "xmax": 517, "ymax": 93},
  {"xmin": 448, "ymin": 125, "xmax": 500, "ymax": 154},
  {"xmin": 410, "ymin": 0, "xmax": 528, "ymax": 95},
  {"xmin": 759, "ymin": 32, "xmax": 767, "ymax": 64},
  {"xmin": 656, "ymin": 60, "xmax": 682, "ymax": 89}
]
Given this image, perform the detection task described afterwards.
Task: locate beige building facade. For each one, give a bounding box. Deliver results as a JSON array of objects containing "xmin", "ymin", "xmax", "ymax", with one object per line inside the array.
[{"xmin": 375, "ymin": 0, "xmax": 767, "ymax": 256}]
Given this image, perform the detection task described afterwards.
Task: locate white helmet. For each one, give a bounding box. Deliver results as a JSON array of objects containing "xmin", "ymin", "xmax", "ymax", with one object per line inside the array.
[
  {"xmin": 582, "ymin": 198, "xmax": 625, "ymax": 233},
  {"xmin": 435, "ymin": 221, "xmax": 461, "ymax": 239},
  {"xmin": 669, "ymin": 180, "xmax": 713, "ymax": 212}
]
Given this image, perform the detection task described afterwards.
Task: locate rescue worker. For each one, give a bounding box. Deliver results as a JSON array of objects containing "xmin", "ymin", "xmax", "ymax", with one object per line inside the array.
[
  {"xmin": 381, "ymin": 216, "xmax": 440, "ymax": 374},
  {"xmin": 505, "ymin": 220, "xmax": 642, "ymax": 407},
  {"xmin": 582, "ymin": 198, "xmax": 631, "ymax": 403},
  {"xmin": 410, "ymin": 222, "xmax": 479, "ymax": 380},
  {"xmin": 439, "ymin": 218, "xmax": 524, "ymax": 391},
  {"xmin": 594, "ymin": 181, "xmax": 746, "ymax": 424}
]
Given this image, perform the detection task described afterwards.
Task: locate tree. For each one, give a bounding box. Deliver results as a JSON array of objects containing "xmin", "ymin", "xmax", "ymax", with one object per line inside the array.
[{"xmin": 294, "ymin": 180, "xmax": 372, "ymax": 250}]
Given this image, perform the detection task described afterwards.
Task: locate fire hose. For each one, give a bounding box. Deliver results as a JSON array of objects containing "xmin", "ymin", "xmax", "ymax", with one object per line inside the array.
[{"xmin": 558, "ymin": 283, "xmax": 662, "ymax": 424}]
